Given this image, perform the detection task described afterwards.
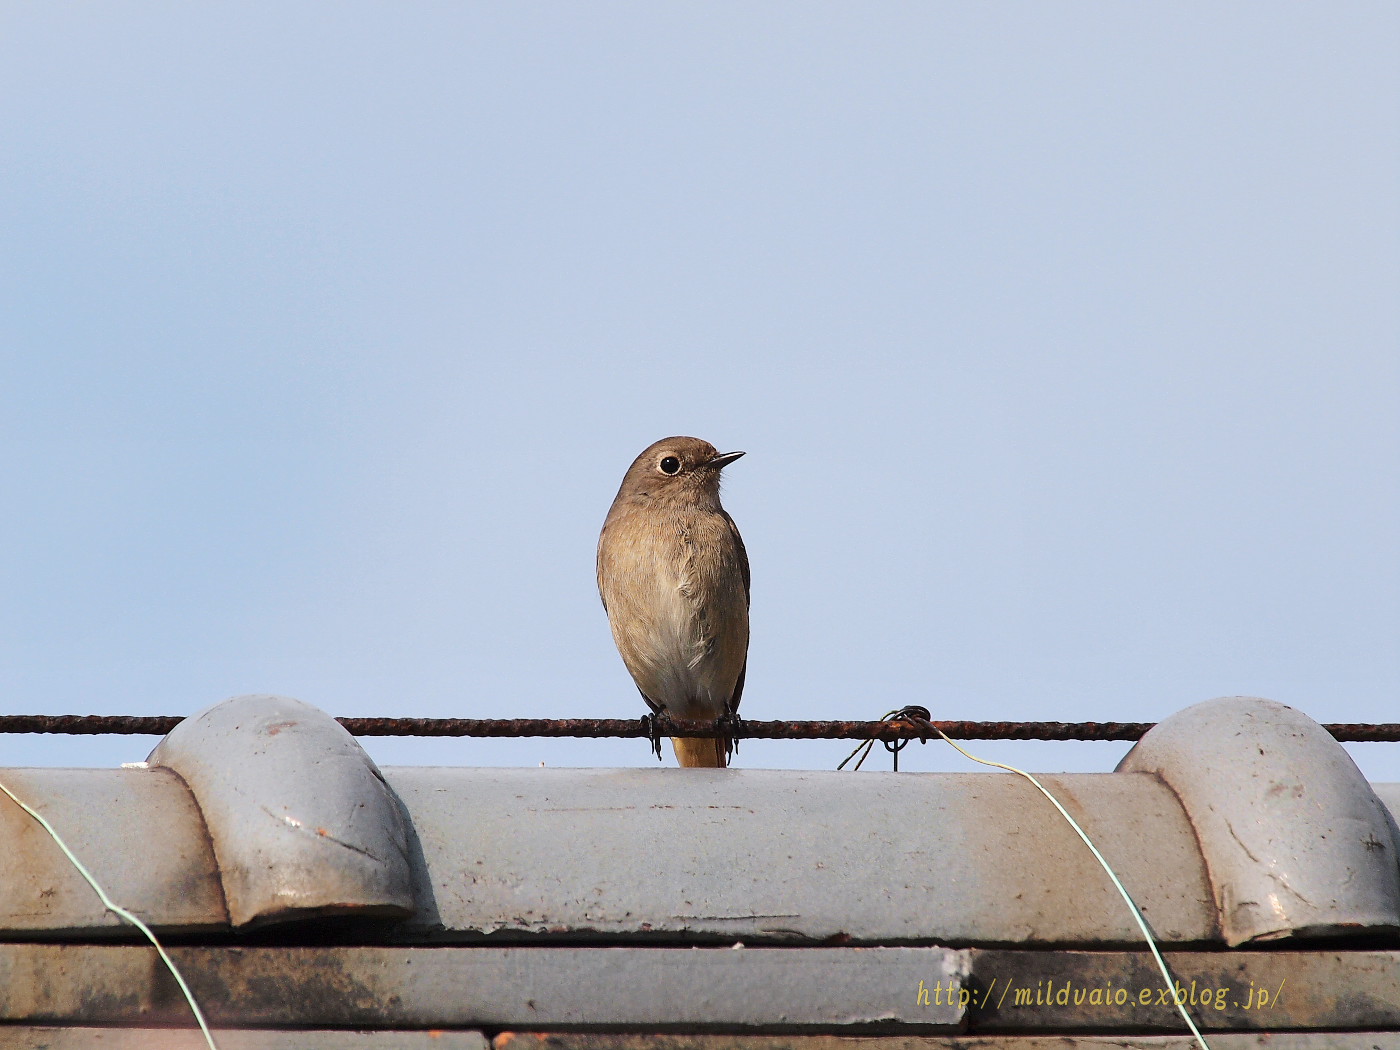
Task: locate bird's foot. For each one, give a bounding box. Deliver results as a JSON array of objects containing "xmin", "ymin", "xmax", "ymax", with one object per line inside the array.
[
  {"xmin": 640, "ymin": 714, "xmax": 664, "ymax": 761},
  {"xmin": 717, "ymin": 711, "xmax": 745, "ymax": 761}
]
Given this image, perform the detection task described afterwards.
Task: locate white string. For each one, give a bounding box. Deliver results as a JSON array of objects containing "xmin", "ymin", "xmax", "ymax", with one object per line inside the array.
[
  {"xmin": 0, "ymin": 777, "xmax": 219, "ymax": 1049},
  {"xmin": 927, "ymin": 729, "xmax": 1213, "ymax": 1050}
]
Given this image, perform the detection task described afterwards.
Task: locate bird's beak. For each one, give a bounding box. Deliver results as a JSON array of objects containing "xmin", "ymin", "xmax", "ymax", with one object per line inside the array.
[{"xmin": 705, "ymin": 451, "xmax": 745, "ymax": 470}]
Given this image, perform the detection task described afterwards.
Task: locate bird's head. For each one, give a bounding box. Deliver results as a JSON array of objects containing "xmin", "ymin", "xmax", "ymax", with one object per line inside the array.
[{"xmin": 613, "ymin": 436, "xmax": 745, "ymax": 507}]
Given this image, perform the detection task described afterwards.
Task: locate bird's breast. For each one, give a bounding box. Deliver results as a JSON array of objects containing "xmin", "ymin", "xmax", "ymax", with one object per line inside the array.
[{"xmin": 598, "ymin": 508, "xmax": 748, "ymax": 716}]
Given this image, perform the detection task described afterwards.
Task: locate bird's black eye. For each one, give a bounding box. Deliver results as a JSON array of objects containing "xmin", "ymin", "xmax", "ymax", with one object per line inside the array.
[{"xmin": 659, "ymin": 456, "xmax": 682, "ymax": 475}]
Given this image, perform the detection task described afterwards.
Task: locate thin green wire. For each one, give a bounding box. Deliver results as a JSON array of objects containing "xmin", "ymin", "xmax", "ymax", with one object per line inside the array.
[
  {"xmin": 927, "ymin": 729, "xmax": 1213, "ymax": 1050},
  {"xmin": 0, "ymin": 777, "xmax": 219, "ymax": 1049}
]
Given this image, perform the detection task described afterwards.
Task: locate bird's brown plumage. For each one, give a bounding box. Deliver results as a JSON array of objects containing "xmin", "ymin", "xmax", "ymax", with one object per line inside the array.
[{"xmin": 597, "ymin": 436, "xmax": 749, "ymax": 767}]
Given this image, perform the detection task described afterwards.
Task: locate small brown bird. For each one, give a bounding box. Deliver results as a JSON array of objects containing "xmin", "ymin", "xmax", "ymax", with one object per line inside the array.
[{"xmin": 597, "ymin": 436, "xmax": 749, "ymax": 767}]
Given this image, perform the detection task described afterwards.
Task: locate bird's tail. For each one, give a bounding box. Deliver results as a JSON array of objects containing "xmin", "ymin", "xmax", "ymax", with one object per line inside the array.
[{"xmin": 671, "ymin": 735, "xmax": 727, "ymax": 768}]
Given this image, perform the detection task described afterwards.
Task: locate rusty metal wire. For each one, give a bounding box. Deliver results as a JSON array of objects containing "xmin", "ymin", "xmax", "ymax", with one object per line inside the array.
[
  {"xmin": 839, "ymin": 706, "xmax": 934, "ymax": 771},
  {"xmin": 1, "ymin": 712, "xmax": 1398, "ymax": 742}
]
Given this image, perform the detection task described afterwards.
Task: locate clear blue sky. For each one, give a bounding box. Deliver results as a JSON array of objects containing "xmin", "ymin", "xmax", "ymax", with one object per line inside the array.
[{"xmin": 2, "ymin": 4, "xmax": 1396, "ymax": 779}]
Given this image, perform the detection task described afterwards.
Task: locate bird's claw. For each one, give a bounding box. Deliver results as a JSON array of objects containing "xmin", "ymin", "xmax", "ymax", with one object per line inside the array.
[
  {"xmin": 717, "ymin": 711, "xmax": 745, "ymax": 762},
  {"xmin": 640, "ymin": 714, "xmax": 664, "ymax": 761}
]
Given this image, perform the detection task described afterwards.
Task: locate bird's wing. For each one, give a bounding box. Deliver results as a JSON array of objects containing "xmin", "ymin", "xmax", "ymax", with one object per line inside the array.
[
  {"xmin": 728, "ymin": 659, "xmax": 747, "ymax": 715},
  {"xmin": 722, "ymin": 509, "xmax": 750, "ymax": 603},
  {"xmin": 721, "ymin": 510, "xmax": 749, "ymax": 714}
]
